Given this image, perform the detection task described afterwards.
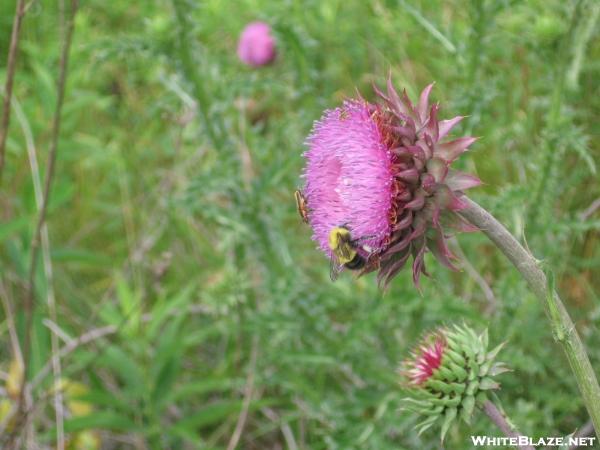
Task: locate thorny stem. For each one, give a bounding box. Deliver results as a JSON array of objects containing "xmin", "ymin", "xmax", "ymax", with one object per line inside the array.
[
  {"xmin": 0, "ymin": 0, "xmax": 27, "ymax": 185},
  {"xmin": 7, "ymin": 1, "xmax": 79, "ymax": 448},
  {"xmin": 481, "ymin": 400, "xmax": 535, "ymax": 450},
  {"xmin": 569, "ymin": 420, "xmax": 595, "ymax": 450},
  {"xmin": 460, "ymin": 197, "xmax": 600, "ymax": 437},
  {"xmin": 171, "ymin": 0, "xmax": 222, "ymax": 149}
]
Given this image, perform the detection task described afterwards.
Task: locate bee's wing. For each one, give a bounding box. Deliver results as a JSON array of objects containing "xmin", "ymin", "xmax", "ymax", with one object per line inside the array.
[
  {"xmin": 353, "ymin": 233, "xmax": 377, "ymax": 245},
  {"xmin": 339, "ymin": 243, "xmax": 353, "ymax": 262},
  {"xmin": 329, "ymin": 255, "xmax": 342, "ymax": 281}
]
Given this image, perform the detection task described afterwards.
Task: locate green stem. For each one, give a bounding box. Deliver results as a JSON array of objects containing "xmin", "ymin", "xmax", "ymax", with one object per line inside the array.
[
  {"xmin": 527, "ymin": 0, "xmax": 583, "ymax": 229},
  {"xmin": 459, "ymin": 197, "xmax": 600, "ymax": 437},
  {"xmin": 481, "ymin": 400, "xmax": 534, "ymax": 450},
  {"xmin": 171, "ymin": 0, "xmax": 222, "ymax": 149}
]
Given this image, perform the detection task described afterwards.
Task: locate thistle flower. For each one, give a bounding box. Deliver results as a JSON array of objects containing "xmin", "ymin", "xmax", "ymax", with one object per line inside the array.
[
  {"xmin": 237, "ymin": 21, "xmax": 276, "ymax": 67},
  {"xmin": 405, "ymin": 331, "xmax": 446, "ymax": 386},
  {"xmin": 400, "ymin": 324, "xmax": 509, "ymax": 441},
  {"xmin": 301, "ymin": 79, "xmax": 480, "ymax": 287}
]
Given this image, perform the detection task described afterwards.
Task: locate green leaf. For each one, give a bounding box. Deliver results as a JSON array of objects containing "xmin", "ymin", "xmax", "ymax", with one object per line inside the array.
[
  {"xmin": 437, "ymin": 366, "xmax": 457, "ymax": 382},
  {"xmin": 99, "ymin": 346, "xmax": 144, "ymax": 394},
  {"xmin": 281, "ymin": 353, "xmax": 337, "ymax": 366},
  {"xmin": 151, "ymin": 318, "xmax": 186, "ymax": 409},
  {"xmin": 460, "ymin": 395, "xmax": 476, "ymax": 424},
  {"xmin": 426, "ymin": 379, "xmax": 452, "ymax": 394},
  {"xmin": 50, "ymin": 248, "xmax": 112, "ymax": 266},
  {"xmin": 74, "ymin": 388, "xmax": 135, "ymax": 413},
  {"xmin": 466, "ymin": 380, "xmax": 479, "ymax": 396},
  {"xmin": 486, "ymin": 342, "xmax": 507, "ymax": 362},
  {"xmin": 448, "ymin": 362, "xmax": 468, "ymax": 381},
  {"xmin": 444, "ymin": 349, "xmax": 466, "ymax": 367},
  {"xmin": 64, "ymin": 411, "xmax": 138, "ymax": 433},
  {"xmin": 171, "ymin": 399, "xmax": 273, "ymax": 432},
  {"xmin": 488, "ymin": 362, "xmax": 512, "ymax": 377},
  {"xmin": 147, "ymin": 283, "xmax": 196, "ymax": 340},
  {"xmin": 416, "ymin": 415, "xmax": 438, "ymax": 435},
  {"xmin": 168, "ymin": 378, "xmax": 243, "ymax": 404},
  {"xmin": 480, "ymin": 328, "xmax": 489, "ymax": 351},
  {"xmin": 440, "ymin": 407, "xmax": 457, "ymax": 442},
  {"xmin": 479, "ymin": 377, "xmax": 500, "ymax": 390},
  {"xmin": 0, "ymin": 217, "xmax": 29, "ymax": 242}
]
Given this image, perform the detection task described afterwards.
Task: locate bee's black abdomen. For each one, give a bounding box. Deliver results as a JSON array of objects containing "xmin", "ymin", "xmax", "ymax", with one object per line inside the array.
[{"xmin": 345, "ymin": 255, "xmax": 366, "ymax": 271}]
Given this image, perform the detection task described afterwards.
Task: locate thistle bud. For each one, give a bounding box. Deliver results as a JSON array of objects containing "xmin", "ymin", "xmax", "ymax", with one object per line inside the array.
[
  {"xmin": 237, "ymin": 21, "xmax": 276, "ymax": 67},
  {"xmin": 400, "ymin": 324, "xmax": 509, "ymax": 441}
]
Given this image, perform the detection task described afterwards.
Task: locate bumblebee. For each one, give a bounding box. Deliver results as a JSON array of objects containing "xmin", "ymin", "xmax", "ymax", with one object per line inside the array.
[
  {"xmin": 294, "ymin": 189, "xmax": 309, "ymax": 224},
  {"xmin": 328, "ymin": 226, "xmax": 369, "ymax": 281}
]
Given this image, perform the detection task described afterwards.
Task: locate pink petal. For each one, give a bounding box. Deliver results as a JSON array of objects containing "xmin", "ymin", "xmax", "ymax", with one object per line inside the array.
[
  {"xmin": 393, "ymin": 211, "xmax": 413, "ymax": 231},
  {"xmin": 406, "ymin": 193, "xmax": 425, "ymax": 210},
  {"xmin": 387, "ymin": 236, "xmax": 411, "ymax": 253},
  {"xmin": 428, "ymin": 231, "xmax": 458, "ymax": 271},
  {"xmin": 426, "ymin": 157, "xmax": 449, "ymax": 183},
  {"xmin": 436, "ymin": 185, "xmax": 468, "ymax": 211},
  {"xmin": 417, "ymin": 83, "xmax": 435, "ymax": 124},
  {"xmin": 442, "ymin": 212, "xmax": 479, "ymax": 233},
  {"xmin": 373, "ymin": 82, "xmax": 390, "ymax": 103},
  {"xmin": 401, "ymin": 88, "xmax": 418, "ymax": 121},
  {"xmin": 445, "ymin": 170, "xmax": 481, "ymax": 191},
  {"xmin": 438, "ymin": 116, "xmax": 464, "ymax": 139},
  {"xmin": 412, "ymin": 243, "xmax": 427, "ymax": 287},
  {"xmin": 436, "ymin": 137, "xmax": 478, "ymax": 162},
  {"xmin": 425, "ymin": 104, "xmax": 440, "ymax": 141},
  {"xmin": 420, "ymin": 173, "xmax": 436, "ymax": 193},
  {"xmin": 386, "ymin": 76, "xmax": 418, "ymax": 122},
  {"xmin": 397, "ymin": 168, "xmax": 420, "ymax": 184}
]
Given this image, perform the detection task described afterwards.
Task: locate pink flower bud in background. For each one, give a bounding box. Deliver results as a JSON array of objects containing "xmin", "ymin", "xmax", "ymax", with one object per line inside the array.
[{"xmin": 237, "ymin": 21, "xmax": 276, "ymax": 67}]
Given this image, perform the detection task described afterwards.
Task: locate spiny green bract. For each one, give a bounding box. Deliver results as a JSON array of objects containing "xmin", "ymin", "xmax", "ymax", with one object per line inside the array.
[{"xmin": 400, "ymin": 324, "xmax": 510, "ymax": 442}]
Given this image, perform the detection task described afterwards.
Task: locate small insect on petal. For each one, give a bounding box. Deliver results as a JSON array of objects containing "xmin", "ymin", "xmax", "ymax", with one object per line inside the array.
[{"xmin": 294, "ymin": 189, "xmax": 310, "ymax": 224}]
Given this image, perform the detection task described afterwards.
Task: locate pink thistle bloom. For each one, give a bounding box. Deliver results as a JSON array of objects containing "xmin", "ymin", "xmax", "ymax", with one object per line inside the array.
[
  {"xmin": 237, "ymin": 21, "xmax": 276, "ymax": 67},
  {"xmin": 303, "ymin": 101, "xmax": 393, "ymax": 259},
  {"xmin": 404, "ymin": 332, "xmax": 447, "ymax": 386},
  {"xmin": 301, "ymin": 79, "xmax": 480, "ymax": 287}
]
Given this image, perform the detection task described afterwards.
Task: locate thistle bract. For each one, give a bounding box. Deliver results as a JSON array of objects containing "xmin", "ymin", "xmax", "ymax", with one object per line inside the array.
[
  {"xmin": 400, "ymin": 324, "xmax": 509, "ymax": 441},
  {"xmin": 237, "ymin": 21, "xmax": 276, "ymax": 67},
  {"xmin": 302, "ymin": 79, "xmax": 480, "ymax": 287}
]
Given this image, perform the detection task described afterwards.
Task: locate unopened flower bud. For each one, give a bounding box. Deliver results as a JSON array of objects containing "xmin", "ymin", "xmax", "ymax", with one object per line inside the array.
[
  {"xmin": 237, "ymin": 21, "xmax": 276, "ymax": 67},
  {"xmin": 400, "ymin": 324, "xmax": 509, "ymax": 441}
]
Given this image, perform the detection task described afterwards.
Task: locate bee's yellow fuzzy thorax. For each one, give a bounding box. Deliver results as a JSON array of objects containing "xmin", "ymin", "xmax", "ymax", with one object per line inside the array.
[{"xmin": 328, "ymin": 227, "xmax": 357, "ymax": 264}]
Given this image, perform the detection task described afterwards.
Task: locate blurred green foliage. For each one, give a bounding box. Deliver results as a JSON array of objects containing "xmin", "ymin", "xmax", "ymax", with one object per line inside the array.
[{"xmin": 0, "ymin": 0, "xmax": 598, "ymax": 448}]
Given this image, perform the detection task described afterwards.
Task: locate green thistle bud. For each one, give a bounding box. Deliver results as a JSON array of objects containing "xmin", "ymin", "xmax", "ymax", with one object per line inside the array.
[{"xmin": 399, "ymin": 324, "xmax": 509, "ymax": 441}]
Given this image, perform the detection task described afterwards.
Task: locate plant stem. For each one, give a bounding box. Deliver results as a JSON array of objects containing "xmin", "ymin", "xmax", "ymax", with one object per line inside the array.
[
  {"xmin": 481, "ymin": 400, "xmax": 534, "ymax": 450},
  {"xmin": 459, "ymin": 196, "xmax": 600, "ymax": 437},
  {"xmin": 569, "ymin": 420, "xmax": 595, "ymax": 450},
  {"xmin": 171, "ymin": 0, "xmax": 222, "ymax": 149},
  {"xmin": 5, "ymin": 2, "xmax": 79, "ymax": 448},
  {"xmin": 0, "ymin": 0, "xmax": 27, "ymax": 185}
]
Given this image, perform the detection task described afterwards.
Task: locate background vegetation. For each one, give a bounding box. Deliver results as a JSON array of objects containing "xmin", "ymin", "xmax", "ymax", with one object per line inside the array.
[{"xmin": 0, "ymin": 0, "xmax": 598, "ymax": 448}]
